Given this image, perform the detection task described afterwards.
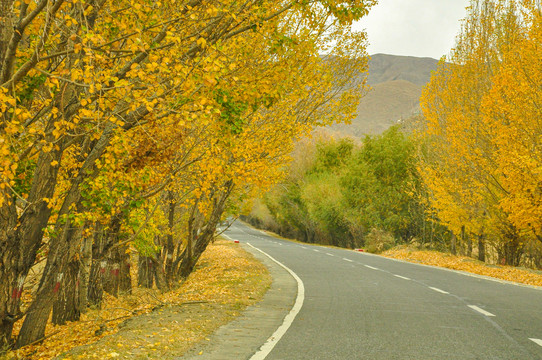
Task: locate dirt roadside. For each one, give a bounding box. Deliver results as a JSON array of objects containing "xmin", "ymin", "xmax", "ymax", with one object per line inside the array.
[
  {"xmin": 4, "ymin": 239, "xmax": 276, "ymax": 360},
  {"xmin": 55, "ymin": 241, "xmax": 297, "ymax": 360},
  {"xmin": 53, "ymin": 240, "xmax": 276, "ymax": 360}
]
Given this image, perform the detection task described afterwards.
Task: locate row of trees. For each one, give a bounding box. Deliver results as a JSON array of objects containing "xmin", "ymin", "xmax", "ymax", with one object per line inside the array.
[
  {"xmin": 0, "ymin": 0, "xmax": 376, "ymax": 348},
  {"xmin": 419, "ymin": 0, "xmax": 542, "ymax": 266},
  {"xmin": 249, "ymin": 0, "xmax": 542, "ymax": 271},
  {"xmin": 248, "ymin": 127, "xmax": 434, "ymax": 251}
]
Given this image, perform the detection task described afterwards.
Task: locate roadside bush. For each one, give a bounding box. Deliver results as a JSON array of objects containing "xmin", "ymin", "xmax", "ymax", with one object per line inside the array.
[{"xmin": 365, "ymin": 228, "xmax": 396, "ymax": 253}]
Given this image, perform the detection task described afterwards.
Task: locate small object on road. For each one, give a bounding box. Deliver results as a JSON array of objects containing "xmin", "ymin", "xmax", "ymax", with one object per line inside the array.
[
  {"xmin": 355, "ymin": 249, "xmax": 364, "ymax": 252},
  {"xmin": 234, "ymin": 240, "xmax": 240, "ymax": 243}
]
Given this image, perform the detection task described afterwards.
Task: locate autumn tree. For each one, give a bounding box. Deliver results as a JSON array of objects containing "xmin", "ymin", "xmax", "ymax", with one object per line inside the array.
[
  {"xmin": 419, "ymin": 0, "xmax": 529, "ymax": 264},
  {"xmin": 481, "ymin": 1, "xmax": 542, "ymax": 252},
  {"xmin": 0, "ymin": 0, "xmax": 376, "ymax": 348}
]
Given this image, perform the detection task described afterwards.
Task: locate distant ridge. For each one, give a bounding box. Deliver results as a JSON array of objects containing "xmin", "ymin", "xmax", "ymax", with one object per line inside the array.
[
  {"xmin": 328, "ymin": 54, "xmax": 439, "ymax": 136},
  {"xmin": 367, "ymin": 53, "xmax": 439, "ymax": 86}
]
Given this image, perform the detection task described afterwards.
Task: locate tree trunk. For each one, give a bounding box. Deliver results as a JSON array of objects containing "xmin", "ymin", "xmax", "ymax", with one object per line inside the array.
[
  {"xmin": 79, "ymin": 229, "xmax": 94, "ymax": 313},
  {"xmin": 15, "ymin": 275, "xmax": 56, "ymax": 348},
  {"xmin": 52, "ymin": 260, "xmax": 81, "ymax": 325},
  {"xmin": 16, "ymin": 211, "xmax": 83, "ymax": 347},
  {"xmin": 460, "ymin": 225, "xmax": 466, "ymax": 256},
  {"xmin": 87, "ymin": 259, "xmax": 106, "ymax": 307},
  {"xmin": 89, "ymin": 215, "xmax": 122, "ymax": 303},
  {"xmin": 102, "ymin": 243, "xmax": 132, "ymax": 297},
  {"xmin": 504, "ymin": 235, "xmax": 523, "ymax": 266},
  {"xmin": 0, "ymin": 190, "xmax": 20, "ymax": 348},
  {"xmin": 450, "ymin": 231, "xmax": 457, "ymax": 255},
  {"xmin": 137, "ymin": 256, "xmax": 155, "ymax": 288},
  {"xmin": 0, "ymin": 1, "xmax": 15, "ymax": 79},
  {"xmin": 0, "ymin": 138, "xmax": 63, "ymax": 347},
  {"xmin": 119, "ymin": 248, "xmax": 132, "ymax": 294},
  {"xmin": 153, "ymin": 255, "xmax": 168, "ymax": 292},
  {"xmin": 478, "ymin": 234, "xmax": 485, "ymax": 262},
  {"xmin": 164, "ymin": 192, "xmax": 176, "ymax": 290},
  {"xmin": 177, "ymin": 181, "xmax": 233, "ymax": 279}
]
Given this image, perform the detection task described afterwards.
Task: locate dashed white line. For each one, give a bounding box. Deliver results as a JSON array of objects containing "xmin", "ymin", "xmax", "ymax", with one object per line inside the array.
[
  {"xmin": 364, "ymin": 265, "xmax": 379, "ymax": 270},
  {"xmin": 529, "ymin": 338, "xmax": 542, "ymax": 347},
  {"xmin": 299, "ymin": 246, "xmax": 307, "ymax": 249},
  {"xmin": 468, "ymin": 305, "xmax": 495, "ymax": 317},
  {"xmin": 343, "ymin": 258, "xmax": 353, "ymax": 262},
  {"xmin": 394, "ymin": 275, "xmax": 411, "ymax": 280},
  {"xmin": 428, "ymin": 287, "xmax": 449, "ymax": 294},
  {"xmin": 313, "ymin": 249, "xmax": 320, "ymax": 252},
  {"xmin": 326, "ymin": 253, "xmax": 334, "ymax": 257}
]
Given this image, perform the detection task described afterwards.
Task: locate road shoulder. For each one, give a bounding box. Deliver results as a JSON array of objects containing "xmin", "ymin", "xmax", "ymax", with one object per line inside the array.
[{"xmin": 180, "ymin": 242, "xmax": 297, "ymax": 360}]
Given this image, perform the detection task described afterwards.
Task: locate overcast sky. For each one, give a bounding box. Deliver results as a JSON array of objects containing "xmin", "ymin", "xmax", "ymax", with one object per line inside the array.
[{"xmin": 353, "ymin": 0, "xmax": 471, "ymax": 59}]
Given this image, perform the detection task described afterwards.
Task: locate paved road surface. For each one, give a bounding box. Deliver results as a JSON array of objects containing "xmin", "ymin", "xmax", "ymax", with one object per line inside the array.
[{"xmin": 225, "ymin": 221, "xmax": 542, "ymax": 360}]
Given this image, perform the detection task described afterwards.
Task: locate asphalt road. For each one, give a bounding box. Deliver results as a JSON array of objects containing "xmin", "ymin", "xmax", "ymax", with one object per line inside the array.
[{"xmin": 225, "ymin": 221, "xmax": 542, "ymax": 360}]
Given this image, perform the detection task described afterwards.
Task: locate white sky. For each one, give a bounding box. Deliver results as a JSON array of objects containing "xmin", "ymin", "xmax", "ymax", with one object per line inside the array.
[{"xmin": 353, "ymin": 0, "xmax": 471, "ymax": 59}]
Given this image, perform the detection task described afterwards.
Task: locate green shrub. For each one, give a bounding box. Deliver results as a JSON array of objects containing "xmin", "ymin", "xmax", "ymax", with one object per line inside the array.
[{"xmin": 365, "ymin": 228, "xmax": 396, "ymax": 253}]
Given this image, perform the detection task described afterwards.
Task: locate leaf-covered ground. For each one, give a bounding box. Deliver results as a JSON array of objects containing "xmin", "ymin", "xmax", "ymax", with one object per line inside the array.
[
  {"xmin": 382, "ymin": 246, "xmax": 542, "ymax": 287},
  {"xmin": 6, "ymin": 240, "xmax": 270, "ymax": 360}
]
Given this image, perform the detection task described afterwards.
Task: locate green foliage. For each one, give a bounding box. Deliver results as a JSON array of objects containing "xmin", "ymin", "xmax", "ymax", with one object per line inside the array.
[
  {"xmin": 254, "ymin": 126, "xmax": 432, "ymax": 248},
  {"xmin": 215, "ymin": 89, "xmax": 249, "ymax": 135},
  {"xmin": 342, "ymin": 126, "xmax": 423, "ymax": 241},
  {"xmin": 13, "ymin": 159, "xmax": 36, "ymax": 197},
  {"xmin": 16, "ymin": 74, "xmax": 47, "ymax": 104},
  {"xmin": 309, "ymin": 138, "xmax": 353, "ymax": 175},
  {"xmin": 364, "ymin": 228, "xmax": 396, "ymax": 253}
]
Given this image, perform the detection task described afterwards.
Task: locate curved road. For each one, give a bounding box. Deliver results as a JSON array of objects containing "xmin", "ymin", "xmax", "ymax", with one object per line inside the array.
[{"xmin": 226, "ymin": 221, "xmax": 542, "ymax": 360}]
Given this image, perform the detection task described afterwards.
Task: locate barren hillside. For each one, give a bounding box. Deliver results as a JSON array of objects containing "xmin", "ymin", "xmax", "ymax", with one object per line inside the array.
[{"xmin": 329, "ymin": 54, "xmax": 439, "ymax": 136}]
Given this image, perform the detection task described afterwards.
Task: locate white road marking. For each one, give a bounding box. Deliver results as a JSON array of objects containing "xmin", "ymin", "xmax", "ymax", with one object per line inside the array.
[
  {"xmin": 326, "ymin": 253, "xmax": 334, "ymax": 257},
  {"xmin": 529, "ymin": 338, "xmax": 542, "ymax": 347},
  {"xmin": 300, "ymin": 246, "xmax": 307, "ymax": 249},
  {"xmin": 313, "ymin": 249, "xmax": 320, "ymax": 252},
  {"xmin": 394, "ymin": 275, "xmax": 411, "ymax": 280},
  {"xmin": 247, "ymin": 243, "xmax": 305, "ymax": 360},
  {"xmin": 343, "ymin": 258, "xmax": 353, "ymax": 262},
  {"xmin": 364, "ymin": 265, "xmax": 379, "ymax": 270},
  {"xmin": 468, "ymin": 305, "xmax": 495, "ymax": 317},
  {"xmin": 429, "ymin": 287, "xmax": 449, "ymax": 294}
]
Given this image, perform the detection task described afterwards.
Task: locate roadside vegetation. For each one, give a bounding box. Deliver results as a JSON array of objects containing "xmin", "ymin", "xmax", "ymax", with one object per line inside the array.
[
  {"xmin": 248, "ymin": 0, "xmax": 542, "ymax": 275},
  {"xmin": 3, "ymin": 240, "xmax": 270, "ymax": 359},
  {"xmin": 0, "ymin": 0, "xmax": 377, "ymax": 351}
]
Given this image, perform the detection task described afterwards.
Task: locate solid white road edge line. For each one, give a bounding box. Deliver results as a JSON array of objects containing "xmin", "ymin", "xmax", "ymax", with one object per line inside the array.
[
  {"xmin": 394, "ymin": 275, "xmax": 410, "ymax": 280},
  {"xmin": 246, "ymin": 242, "xmax": 305, "ymax": 360},
  {"xmin": 468, "ymin": 305, "xmax": 496, "ymax": 317},
  {"xmin": 364, "ymin": 265, "xmax": 379, "ymax": 270},
  {"xmin": 529, "ymin": 338, "xmax": 542, "ymax": 347},
  {"xmin": 428, "ymin": 286, "xmax": 449, "ymax": 294}
]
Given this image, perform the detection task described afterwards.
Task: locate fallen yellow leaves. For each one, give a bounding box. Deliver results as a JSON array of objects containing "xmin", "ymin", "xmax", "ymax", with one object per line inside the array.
[
  {"xmin": 9, "ymin": 240, "xmax": 270, "ymax": 359},
  {"xmin": 383, "ymin": 246, "xmax": 542, "ymax": 287}
]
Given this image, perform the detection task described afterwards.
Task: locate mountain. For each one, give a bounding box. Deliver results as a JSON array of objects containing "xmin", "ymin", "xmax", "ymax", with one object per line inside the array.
[
  {"xmin": 328, "ymin": 54, "xmax": 439, "ymax": 136},
  {"xmin": 367, "ymin": 53, "xmax": 439, "ymax": 86}
]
